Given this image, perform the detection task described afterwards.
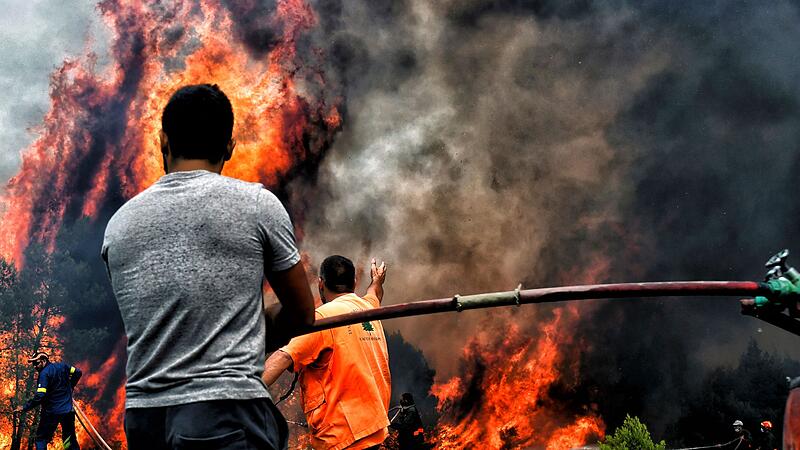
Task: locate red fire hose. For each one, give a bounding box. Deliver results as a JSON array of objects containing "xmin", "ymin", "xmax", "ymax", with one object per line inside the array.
[
  {"xmin": 72, "ymin": 400, "xmax": 112, "ymax": 450},
  {"xmin": 291, "ymin": 281, "xmax": 784, "ymax": 337}
]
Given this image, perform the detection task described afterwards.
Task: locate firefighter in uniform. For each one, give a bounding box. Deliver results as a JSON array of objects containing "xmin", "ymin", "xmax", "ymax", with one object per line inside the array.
[
  {"xmin": 755, "ymin": 420, "xmax": 777, "ymax": 450},
  {"xmin": 732, "ymin": 419, "xmax": 754, "ymax": 449},
  {"xmin": 18, "ymin": 352, "xmax": 83, "ymax": 450},
  {"xmin": 389, "ymin": 393, "xmax": 425, "ymax": 450}
]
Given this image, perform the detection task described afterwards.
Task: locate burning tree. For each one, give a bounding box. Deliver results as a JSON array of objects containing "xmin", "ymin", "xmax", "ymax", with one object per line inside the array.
[
  {"xmin": 0, "ymin": 238, "xmax": 117, "ymax": 450},
  {"xmin": 0, "ymin": 1, "xmax": 341, "ymax": 447},
  {"xmin": 0, "ymin": 245, "xmax": 68, "ymax": 450}
]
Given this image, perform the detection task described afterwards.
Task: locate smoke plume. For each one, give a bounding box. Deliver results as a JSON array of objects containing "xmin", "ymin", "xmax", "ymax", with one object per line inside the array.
[{"xmin": 291, "ymin": 0, "xmax": 800, "ymax": 439}]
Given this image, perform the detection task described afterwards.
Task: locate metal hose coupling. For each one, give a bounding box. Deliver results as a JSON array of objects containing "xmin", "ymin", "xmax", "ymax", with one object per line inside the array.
[
  {"xmin": 453, "ymin": 283, "xmax": 524, "ymax": 312},
  {"xmin": 752, "ymin": 249, "xmax": 800, "ymax": 312}
]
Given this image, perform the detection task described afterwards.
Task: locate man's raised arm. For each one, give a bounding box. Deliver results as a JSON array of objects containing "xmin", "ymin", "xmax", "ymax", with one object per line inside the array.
[{"xmin": 366, "ymin": 258, "xmax": 388, "ymax": 304}]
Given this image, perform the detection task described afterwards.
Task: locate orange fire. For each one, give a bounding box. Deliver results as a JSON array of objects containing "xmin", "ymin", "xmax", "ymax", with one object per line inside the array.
[
  {"xmin": 546, "ymin": 417, "xmax": 606, "ymax": 450},
  {"xmin": 1, "ymin": 1, "xmax": 613, "ymax": 449},
  {"xmin": 430, "ymin": 306, "xmax": 605, "ymax": 449},
  {"xmin": 73, "ymin": 339, "xmax": 127, "ymax": 446},
  {"xmin": 0, "ymin": 315, "xmax": 68, "ymax": 448},
  {"xmin": 0, "ymin": 0, "xmax": 339, "ymax": 266},
  {"xmin": 0, "ymin": 0, "xmax": 339, "ymax": 448}
]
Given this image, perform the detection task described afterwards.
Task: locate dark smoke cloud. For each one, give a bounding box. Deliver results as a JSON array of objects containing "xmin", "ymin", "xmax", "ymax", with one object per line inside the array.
[
  {"xmin": 289, "ymin": 0, "xmax": 800, "ymax": 438},
  {"xmin": 296, "ymin": 0, "xmax": 671, "ymax": 372},
  {"xmin": 221, "ymin": 1, "xmax": 281, "ymax": 57}
]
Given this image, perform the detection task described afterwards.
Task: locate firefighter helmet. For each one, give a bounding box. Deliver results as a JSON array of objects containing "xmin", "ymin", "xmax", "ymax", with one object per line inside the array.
[
  {"xmin": 733, "ymin": 420, "xmax": 744, "ymax": 427},
  {"xmin": 27, "ymin": 351, "xmax": 49, "ymax": 363},
  {"xmin": 761, "ymin": 420, "xmax": 773, "ymax": 429}
]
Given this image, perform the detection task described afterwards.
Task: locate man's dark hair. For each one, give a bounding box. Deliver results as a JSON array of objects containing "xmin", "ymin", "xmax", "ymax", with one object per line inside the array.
[
  {"xmin": 320, "ymin": 255, "xmax": 356, "ymax": 293},
  {"xmin": 401, "ymin": 393, "xmax": 414, "ymax": 404},
  {"xmin": 161, "ymin": 84, "xmax": 234, "ymax": 163}
]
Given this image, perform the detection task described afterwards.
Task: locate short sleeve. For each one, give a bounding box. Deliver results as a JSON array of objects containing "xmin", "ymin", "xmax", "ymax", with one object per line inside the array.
[
  {"xmin": 363, "ymin": 292, "xmax": 380, "ymax": 308},
  {"xmin": 280, "ymin": 313, "xmax": 333, "ymax": 372},
  {"xmin": 256, "ymin": 189, "xmax": 301, "ymax": 272}
]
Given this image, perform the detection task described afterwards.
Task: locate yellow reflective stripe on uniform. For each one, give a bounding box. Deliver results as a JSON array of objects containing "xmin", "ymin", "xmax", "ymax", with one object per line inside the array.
[
  {"xmin": 37, "ymin": 387, "xmax": 47, "ymax": 393},
  {"xmin": 70, "ymin": 366, "xmax": 76, "ymax": 374}
]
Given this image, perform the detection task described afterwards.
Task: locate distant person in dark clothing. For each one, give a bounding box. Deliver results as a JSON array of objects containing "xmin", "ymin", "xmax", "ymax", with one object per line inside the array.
[
  {"xmin": 733, "ymin": 419, "xmax": 753, "ymax": 449},
  {"xmin": 755, "ymin": 420, "xmax": 777, "ymax": 450},
  {"xmin": 18, "ymin": 352, "xmax": 82, "ymax": 450},
  {"xmin": 390, "ymin": 393, "xmax": 425, "ymax": 450}
]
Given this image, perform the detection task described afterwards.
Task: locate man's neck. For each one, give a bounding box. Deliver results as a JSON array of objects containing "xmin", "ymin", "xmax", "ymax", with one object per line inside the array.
[
  {"xmin": 322, "ymin": 291, "xmax": 352, "ymax": 303},
  {"xmin": 167, "ymin": 158, "xmax": 223, "ymax": 174}
]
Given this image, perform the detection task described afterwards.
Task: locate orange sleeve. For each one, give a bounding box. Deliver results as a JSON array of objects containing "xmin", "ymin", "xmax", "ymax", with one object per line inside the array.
[
  {"xmin": 280, "ymin": 312, "xmax": 333, "ymax": 372},
  {"xmin": 363, "ymin": 292, "xmax": 380, "ymax": 307}
]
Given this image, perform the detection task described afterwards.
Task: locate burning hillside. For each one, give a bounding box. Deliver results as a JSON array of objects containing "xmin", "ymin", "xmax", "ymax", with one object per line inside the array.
[
  {"xmin": 0, "ymin": 0, "xmax": 339, "ymax": 266},
  {"xmin": 3, "ymin": 0, "xmax": 800, "ymax": 449},
  {"xmin": 0, "ymin": 0, "xmax": 339, "ymax": 447}
]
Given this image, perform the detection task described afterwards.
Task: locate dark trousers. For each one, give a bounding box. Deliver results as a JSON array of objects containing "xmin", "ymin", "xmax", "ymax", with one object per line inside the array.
[
  {"xmin": 35, "ymin": 411, "xmax": 80, "ymax": 450},
  {"xmin": 125, "ymin": 398, "xmax": 287, "ymax": 450}
]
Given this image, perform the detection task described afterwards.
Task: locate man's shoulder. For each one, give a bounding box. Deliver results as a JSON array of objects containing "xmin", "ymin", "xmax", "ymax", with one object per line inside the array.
[
  {"xmin": 215, "ymin": 174, "xmax": 265, "ymax": 193},
  {"xmin": 318, "ymin": 294, "xmax": 376, "ymax": 316},
  {"xmin": 205, "ymin": 175, "xmax": 279, "ymax": 212},
  {"xmin": 41, "ymin": 363, "xmax": 60, "ymax": 376},
  {"xmin": 106, "ymin": 184, "xmax": 158, "ymax": 225},
  {"xmin": 107, "ymin": 176, "xmax": 266, "ymax": 225},
  {"xmin": 50, "ymin": 362, "xmax": 69, "ymax": 372},
  {"xmin": 316, "ymin": 300, "xmax": 351, "ymax": 317},
  {"xmin": 348, "ymin": 293, "xmax": 379, "ymax": 309}
]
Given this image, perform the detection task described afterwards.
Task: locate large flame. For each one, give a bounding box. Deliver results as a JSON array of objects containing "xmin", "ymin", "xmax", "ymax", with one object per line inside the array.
[
  {"xmin": 0, "ymin": 0, "xmax": 339, "ymax": 265},
  {"xmin": 0, "ymin": 0, "xmax": 339, "ymax": 447},
  {"xmin": 431, "ymin": 307, "xmax": 605, "ymax": 449},
  {"xmin": 1, "ymin": 1, "xmax": 619, "ymax": 449}
]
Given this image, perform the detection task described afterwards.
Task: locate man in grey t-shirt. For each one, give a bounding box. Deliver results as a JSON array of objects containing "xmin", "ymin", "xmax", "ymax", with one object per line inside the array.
[{"xmin": 102, "ymin": 84, "xmax": 315, "ymax": 450}]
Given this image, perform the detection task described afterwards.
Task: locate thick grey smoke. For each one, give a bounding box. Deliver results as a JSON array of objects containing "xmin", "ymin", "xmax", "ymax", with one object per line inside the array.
[
  {"xmin": 288, "ymin": 0, "xmax": 800, "ymax": 437},
  {"xmin": 0, "ymin": 0, "xmax": 108, "ymax": 185},
  {"xmin": 296, "ymin": 1, "xmax": 673, "ymax": 372}
]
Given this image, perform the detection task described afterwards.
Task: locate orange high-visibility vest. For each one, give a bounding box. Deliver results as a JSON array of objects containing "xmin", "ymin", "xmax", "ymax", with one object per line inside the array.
[{"xmin": 281, "ymin": 293, "xmax": 391, "ymax": 450}]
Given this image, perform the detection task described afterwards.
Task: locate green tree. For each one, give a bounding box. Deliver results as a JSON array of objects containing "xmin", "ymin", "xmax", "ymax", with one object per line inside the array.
[{"xmin": 600, "ymin": 415, "xmax": 667, "ymax": 450}]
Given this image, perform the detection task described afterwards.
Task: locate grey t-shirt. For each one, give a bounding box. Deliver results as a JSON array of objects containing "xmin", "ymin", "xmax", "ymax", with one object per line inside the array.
[{"xmin": 102, "ymin": 170, "xmax": 300, "ymax": 408}]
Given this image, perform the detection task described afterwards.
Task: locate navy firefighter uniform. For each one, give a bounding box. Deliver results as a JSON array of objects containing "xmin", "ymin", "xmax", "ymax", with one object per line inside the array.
[{"xmin": 21, "ymin": 352, "xmax": 82, "ymax": 450}]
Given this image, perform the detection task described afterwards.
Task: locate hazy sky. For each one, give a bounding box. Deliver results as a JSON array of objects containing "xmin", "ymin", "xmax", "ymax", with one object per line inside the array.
[{"xmin": 0, "ymin": 0, "xmax": 106, "ymax": 184}]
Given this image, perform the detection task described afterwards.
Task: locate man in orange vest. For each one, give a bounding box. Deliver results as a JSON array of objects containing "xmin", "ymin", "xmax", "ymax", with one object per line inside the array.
[{"xmin": 263, "ymin": 256, "xmax": 391, "ymax": 450}]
